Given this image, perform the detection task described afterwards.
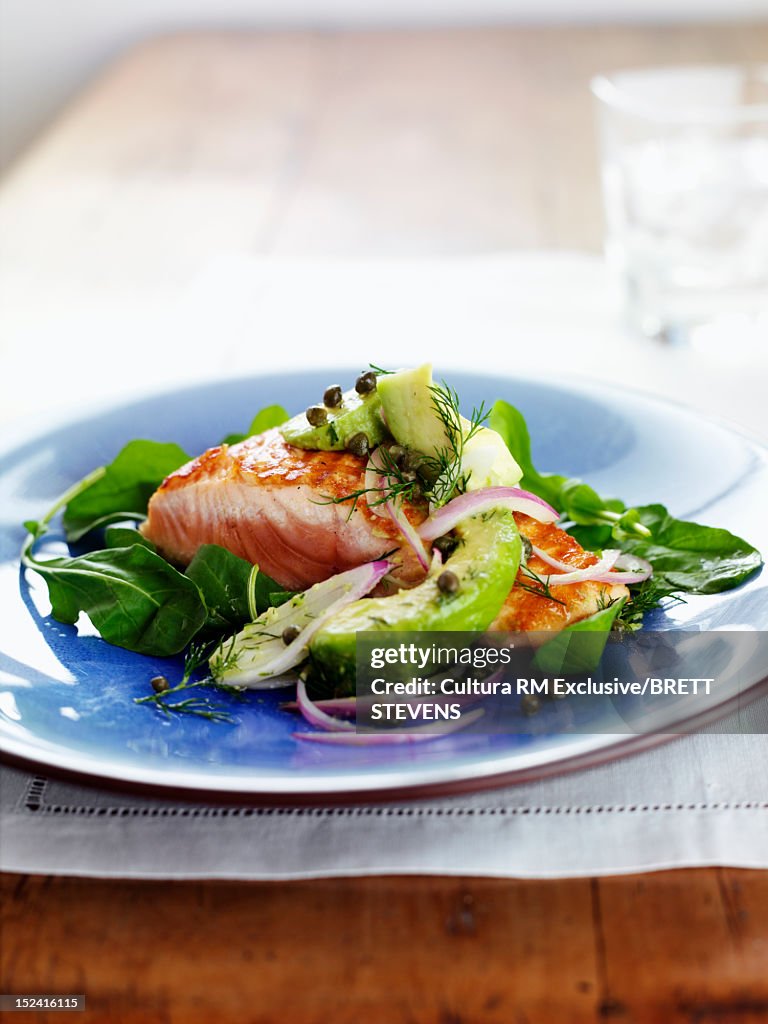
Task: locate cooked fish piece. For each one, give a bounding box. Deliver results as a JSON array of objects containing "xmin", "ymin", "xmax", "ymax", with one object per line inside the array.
[
  {"xmin": 142, "ymin": 429, "xmax": 427, "ymax": 590},
  {"xmin": 491, "ymin": 514, "xmax": 630, "ymax": 631}
]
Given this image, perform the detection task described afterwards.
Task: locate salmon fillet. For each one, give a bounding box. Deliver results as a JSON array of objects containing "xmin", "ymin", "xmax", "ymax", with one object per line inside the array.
[
  {"xmin": 492, "ymin": 514, "xmax": 630, "ymax": 631},
  {"xmin": 142, "ymin": 429, "xmax": 427, "ymax": 590},
  {"xmin": 144, "ymin": 432, "xmax": 628, "ymax": 626}
]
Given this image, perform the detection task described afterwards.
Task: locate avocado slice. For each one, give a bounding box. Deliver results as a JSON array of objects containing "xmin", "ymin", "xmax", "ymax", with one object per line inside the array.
[
  {"xmin": 377, "ymin": 364, "xmax": 450, "ymax": 458},
  {"xmin": 309, "ymin": 510, "xmax": 521, "ymax": 693},
  {"xmin": 280, "ymin": 387, "xmax": 389, "ymax": 452},
  {"xmin": 378, "ymin": 364, "xmax": 522, "ymax": 489}
]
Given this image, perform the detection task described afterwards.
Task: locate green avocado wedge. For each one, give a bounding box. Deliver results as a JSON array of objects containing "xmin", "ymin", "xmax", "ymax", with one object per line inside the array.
[
  {"xmin": 309, "ymin": 510, "xmax": 522, "ymax": 694},
  {"xmin": 279, "ymin": 387, "xmax": 389, "ymax": 452}
]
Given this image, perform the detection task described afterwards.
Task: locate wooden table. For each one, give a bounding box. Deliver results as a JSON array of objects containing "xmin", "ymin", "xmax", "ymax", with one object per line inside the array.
[{"xmin": 2, "ymin": 26, "xmax": 768, "ymax": 1023}]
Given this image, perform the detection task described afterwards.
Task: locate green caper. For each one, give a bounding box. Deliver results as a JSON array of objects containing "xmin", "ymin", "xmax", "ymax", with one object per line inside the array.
[
  {"xmin": 282, "ymin": 624, "xmax": 301, "ymax": 645},
  {"xmin": 521, "ymin": 693, "xmax": 541, "ymax": 716},
  {"xmin": 355, "ymin": 371, "xmax": 377, "ymax": 395},
  {"xmin": 151, "ymin": 675, "xmax": 170, "ymax": 694},
  {"xmin": 306, "ymin": 405, "xmax": 327, "ymax": 427},
  {"xmin": 437, "ymin": 570, "xmax": 460, "ymax": 595},
  {"xmin": 401, "ymin": 450, "xmax": 424, "ymax": 473},
  {"xmin": 400, "ymin": 468, "xmax": 419, "ymax": 483},
  {"xmin": 520, "ymin": 535, "xmax": 532, "ymax": 563},
  {"xmin": 346, "ymin": 432, "xmax": 370, "ymax": 458},
  {"xmin": 388, "ymin": 444, "xmax": 406, "ymax": 466},
  {"xmin": 323, "ymin": 385, "xmax": 343, "ymax": 408},
  {"xmin": 433, "ymin": 535, "xmax": 458, "ymax": 559}
]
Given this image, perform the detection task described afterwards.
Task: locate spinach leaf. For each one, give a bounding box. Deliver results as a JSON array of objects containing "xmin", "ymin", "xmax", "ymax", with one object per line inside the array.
[
  {"xmin": 104, "ymin": 526, "xmax": 155, "ymax": 550},
  {"xmin": 248, "ymin": 566, "xmax": 295, "ymax": 615},
  {"xmin": 488, "ymin": 400, "xmax": 566, "ymax": 507},
  {"xmin": 186, "ymin": 544, "xmax": 253, "ymax": 632},
  {"xmin": 533, "ymin": 598, "xmax": 626, "ymax": 674},
  {"xmin": 24, "ymin": 543, "xmax": 207, "ymax": 657},
  {"xmin": 63, "ymin": 440, "xmax": 190, "ymax": 542},
  {"xmin": 489, "ymin": 400, "xmax": 637, "ymax": 534},
  {"xmin": 616, "ymin": 504, "xmax": 762, "ymax": 594},
  {"xmin": 221, "ymin": 405, "xmax": 289, "ymax": 446}
]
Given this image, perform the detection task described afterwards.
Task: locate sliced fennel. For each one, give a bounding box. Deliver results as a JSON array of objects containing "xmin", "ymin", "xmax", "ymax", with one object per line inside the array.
[{"xmin": 209, "ymin": 559, "xmax": 390, "ymax": 688}]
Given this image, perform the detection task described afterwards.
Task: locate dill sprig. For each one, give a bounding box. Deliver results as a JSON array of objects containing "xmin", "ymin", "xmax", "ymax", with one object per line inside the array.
[
  {"xmin": 134, "ymin": 640, "xmax": 243, "ymax": 722},
  {"xmin": 319, "ymin": 378, "xmax": 489, "ymax": 516},
  {"xmin": 514, "ymin": 563, "xmax": 567, "ymax": 606},
  {"xmin": 418, "ymin": 382, "xmax": 490, "ymax": 506},
  {"xmin": 315, "ymin": 443, "xmax": 422, "ymax": 520},
  {"xmin": 616, "ymin": 579, "xmax": 686, "ymax": 631}
]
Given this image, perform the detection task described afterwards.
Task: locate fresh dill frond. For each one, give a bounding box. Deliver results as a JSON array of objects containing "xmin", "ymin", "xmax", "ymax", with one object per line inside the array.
[
  {"xmin": 417, "ymin": 382, "xmax": 490, "ymax": 506},
  {"xmin": 616, "ymin": 578, "xmax": 686, "ymax": 630},
  {"xmin": 134, "ymin": 638, "xmax": 243, "ymax": 722},
  {"xmin": 514, "ymin": 564, "xmax": 567, "ymax": 606},
  {"xmin": 369, "ymin": 363, "xmax": 394, "ymax": 375}
]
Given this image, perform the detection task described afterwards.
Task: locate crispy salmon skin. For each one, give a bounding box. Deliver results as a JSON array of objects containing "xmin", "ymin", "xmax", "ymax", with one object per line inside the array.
[
  {"xmin": 142, "ymin": 429, "xmax": 426, "ymax": 590},
  {"xmin": 493, "ymin": 514, "xmax": 629, "ymax": 631}
]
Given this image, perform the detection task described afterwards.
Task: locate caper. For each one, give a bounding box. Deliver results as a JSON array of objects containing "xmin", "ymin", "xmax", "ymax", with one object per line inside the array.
[
  {"xmin": 355, "ymin": 371, "xmax": 377, "ymax": 395},
  {"xmin": 346, "ymin": 432, "xmax": 370, "ymax": 458},
  {"xmin": 401, "ymin": 450, "xmax": 424, "ymax": 473},
  {"xmin": 282, "ymin": 624, "xmax": 301, "ymax": 645},
  {"xmin": 437, "ymin": 570, "xmax": 460, "ymax": 595},
  {"xmin": 323, "ymin": 385, "xmax": 343, "ymax": 408},
  {"xmin": 388, "ymin": 444, "xmax": 406, "ymax": 466},
  {"xmin": 400, "ymin": 468, "xmax": 419, "ymax": 483},
  {"xmin": 433, "ymin": 535, "xmax": 458, "ymax": 558},
  {"xmin": 520, "ymin": 535, "xmax": 532, "ymax": 563},
  {"xmin": 521, "ymin": 693, "xmax": 541, "ymax": 716},
  {"xmin": 151, "ymin": 675, "xmax": 170, "ymax": 694},
  {"xmin": 306, "ymin": 405, "xmax": 327, "ymax": 426}
]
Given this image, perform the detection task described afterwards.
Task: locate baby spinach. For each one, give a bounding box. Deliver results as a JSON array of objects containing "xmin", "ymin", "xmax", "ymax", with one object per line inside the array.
[
  {"xmin": 491, "ymin": 399, "xmax": 763, "ymax": 607},
  {"xmin": 488, "ymin": 400, "xmax": 566, "ymax": 508},
  {"xmin": 63, "ymin": 440, "xmax": 190, "ymax": 541},
  {"xmin": 185, "ymin": 544, "xmax": 253, "ymax": 632},
  {"xmin": 22, "ymin": 473, "xmax": 207, "ymax": 656},
  {"xmin": 489, "ymin": 400, "xmax": 646, "ymax": 537},
  {"xmin": 221, "ymin": 405, "xmax": 289, "ymax": 446},
  {"xmin": 23, "ymin": 541, "xmax": 207, "ymax": 657},
  {"xmin": 615, "ymin": 504, "xmax": 762, "ymax": 594},
  {"xmin": 104, "ymin": 526, "xmax": 155, "ymax": 550},
  {"xmin": 533, "ymin": 598, "xmax": 626, "ymax": 674}
]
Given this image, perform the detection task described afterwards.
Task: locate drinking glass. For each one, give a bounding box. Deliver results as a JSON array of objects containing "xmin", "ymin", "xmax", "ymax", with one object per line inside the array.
[{"xmin": 592, "ymin": 65, "xmax": 768, "ymax": 347}]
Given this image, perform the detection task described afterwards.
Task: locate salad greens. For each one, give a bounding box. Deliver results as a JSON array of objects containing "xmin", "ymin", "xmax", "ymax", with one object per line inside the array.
[
  {"xmin": 20, "ymin": 410, "xmax": 291, "ymax": 665},
  {"xmin": 63, "ymin": 440, "xmax": 190, "ymax": 542},
  {"xmin": 490, "ymin": 399, "xmax": 761, "ymax": 615},
  {"xmin": 221, "ymin": 404, "xmax": 289, "ymax": 446}
]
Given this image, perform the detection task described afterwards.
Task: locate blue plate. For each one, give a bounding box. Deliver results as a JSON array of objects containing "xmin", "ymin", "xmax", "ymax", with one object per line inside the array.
[{"xmin": 1, "ymin": 372, "xmax": 766, "ymax": 801}]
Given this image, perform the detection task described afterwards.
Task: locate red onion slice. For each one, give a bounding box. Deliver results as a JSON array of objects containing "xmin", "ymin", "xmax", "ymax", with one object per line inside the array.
[
  {"xmin": 384, "ymin": 492, "xmax": 430, "ymax": 571},
  {"xmin": 590, "ymin": 552, "xmax": 653, "ymax": 585},
  {"xmin": 529, "ymin": 545, "xmax": 652, "ymax": 586},
  {"xmin": 296, "ymin": 679, "xmax": 355, "ymax": 732},
  {"xmin": 293, "ymin": 707, "xmax": 485, "ymax": 745},
  {"xmin": 281, "ymin": 695, "xmax": 358, "ymax": 717},
  {"xmin": 418, "ymin": 487, "xmax": 558, "ymax": 541},
  {"xmin": 364, "ymin": 447, "xmax": 429, "ymax": 570},
  {"xmin": 529, "ymin": 545, "xmax": 620, "ymax": 586}
]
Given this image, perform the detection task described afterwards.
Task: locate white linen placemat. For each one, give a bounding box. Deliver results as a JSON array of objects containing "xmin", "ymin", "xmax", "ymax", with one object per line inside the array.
[{"xmin": 2, "ymin": 710, "xmax": 767, "ymax": 879}]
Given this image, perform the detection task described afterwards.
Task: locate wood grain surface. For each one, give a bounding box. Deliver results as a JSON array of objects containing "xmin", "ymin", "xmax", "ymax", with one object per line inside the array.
[
  {"xmin": 2, "ymin": 25, "xmax": 768, "ymax": 1023},
  {"xmin": 2, "ymin": 870, "xmax": 768, "ymax": 1023}
]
